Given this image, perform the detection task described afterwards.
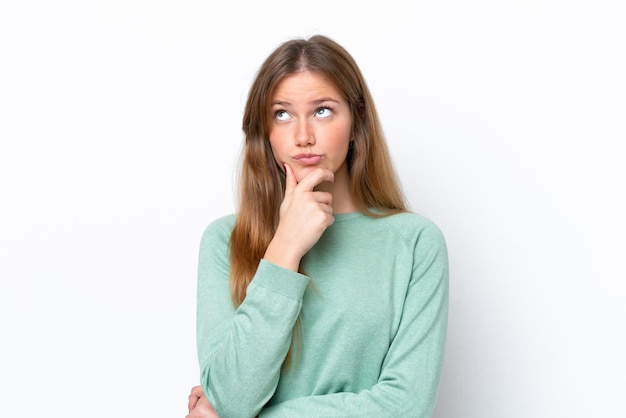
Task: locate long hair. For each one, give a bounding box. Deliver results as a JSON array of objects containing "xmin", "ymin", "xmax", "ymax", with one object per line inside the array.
[{"xmin": 230, "ymin": 34, "xmax": 407, "ymax": 307}]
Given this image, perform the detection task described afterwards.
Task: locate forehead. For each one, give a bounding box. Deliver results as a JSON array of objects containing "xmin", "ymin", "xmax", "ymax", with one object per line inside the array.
[{"xmin": 271, "ymin": 70, "xmax": 343, "ymax": 101}]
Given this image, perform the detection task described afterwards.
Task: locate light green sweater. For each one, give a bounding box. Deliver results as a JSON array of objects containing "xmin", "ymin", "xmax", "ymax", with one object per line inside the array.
[{"xmin": 196, "ymin": 211, "xmax": 449, "ymax": 418}]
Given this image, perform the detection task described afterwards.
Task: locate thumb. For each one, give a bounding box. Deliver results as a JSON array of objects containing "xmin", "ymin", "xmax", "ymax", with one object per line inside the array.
[{"xmin": 283, "ymin": 163, "xmax": 297, "ymax": 194}]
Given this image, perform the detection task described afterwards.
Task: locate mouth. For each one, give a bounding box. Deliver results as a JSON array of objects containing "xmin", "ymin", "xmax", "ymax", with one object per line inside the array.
[{"xmin": 293, "ymin": 153, "xmax": 323, "ymax": 166}]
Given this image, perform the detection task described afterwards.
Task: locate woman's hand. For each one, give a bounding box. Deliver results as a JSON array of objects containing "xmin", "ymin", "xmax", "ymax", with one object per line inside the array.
[
  {"xmin": 186, "ymin": 385, "xmax": 218, "ymax": 418},
  {"xmin": 264, "ymin": 163, "xmax": 335, "ymax": 271}
]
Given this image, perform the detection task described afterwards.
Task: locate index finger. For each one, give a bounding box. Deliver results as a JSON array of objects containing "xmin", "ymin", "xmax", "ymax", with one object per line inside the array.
[
  {"xmin": 283, "ymin": 163, "xmax": 298, "ymax": 195},
  {"xmin": 296, "ymin": 167, "xmax": 335, "ymax": 192}
]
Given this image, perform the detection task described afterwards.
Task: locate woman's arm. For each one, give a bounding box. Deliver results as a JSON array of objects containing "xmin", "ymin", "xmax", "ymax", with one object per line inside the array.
[
  {"xmin": 196, "ymin": 218, "xmax": 310, "ymax": 418},
  {"xmin": 196, "ymin": 167, "xmax": 335, "ymax": 417},
  {"xmin": 186, "ymin": 386, "xmax": 219, "ymax": 418},
  {"xmin": 259, "ymin": 223, "xmax": 449, "ymax": 418}
]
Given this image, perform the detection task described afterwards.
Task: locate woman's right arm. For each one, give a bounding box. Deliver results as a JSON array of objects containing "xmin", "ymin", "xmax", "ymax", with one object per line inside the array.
[
  {"xmin": 196, "ymin": 166, "xmax": 334, "ymax": 418},
  {"xmin": 196, "ymin": 218, "xmax": 310, "ymax": 418}
]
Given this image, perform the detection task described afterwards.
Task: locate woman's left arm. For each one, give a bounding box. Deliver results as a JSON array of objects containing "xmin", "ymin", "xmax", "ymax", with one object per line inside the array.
[
  {"xmin": 186, "ymin": 386, "xmax": 219, "ymax": 418},
  {"xmin": 260, "ymin": 224, "xmax": 449, "ymax": 418}
]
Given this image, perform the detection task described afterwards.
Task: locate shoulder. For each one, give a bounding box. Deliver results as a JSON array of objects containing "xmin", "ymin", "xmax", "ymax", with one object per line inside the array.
[
  {"xmin": 378, "ymin": 211, "xmax": 446, "ymax": 249},
  {"xmin": 382, "ymin": 212, "xmax": 449, "ymax": 280},
  {"xmin": 200, "ymin": 214, "xmax": 236, "ymax": 246}
]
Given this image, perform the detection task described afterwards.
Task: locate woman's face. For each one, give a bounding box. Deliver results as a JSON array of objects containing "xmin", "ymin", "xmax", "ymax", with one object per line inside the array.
[{"xmin": 268, "ymin": 70, "xmax": 353, "ymax": 184}]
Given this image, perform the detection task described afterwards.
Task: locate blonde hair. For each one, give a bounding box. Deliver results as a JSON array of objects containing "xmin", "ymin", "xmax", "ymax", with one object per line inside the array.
[{"xmin": 230, "ymin": 34, "xmax": 407, "ymax": 309}]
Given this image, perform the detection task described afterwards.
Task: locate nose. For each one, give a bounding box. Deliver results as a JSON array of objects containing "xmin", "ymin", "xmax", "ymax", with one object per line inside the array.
[{"xmin": 295, "ymin": 120, "xmax": 315, "ymax": 147}]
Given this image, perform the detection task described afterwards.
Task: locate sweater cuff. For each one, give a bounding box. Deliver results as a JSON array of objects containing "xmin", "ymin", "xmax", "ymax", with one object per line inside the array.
[{"xmin": 251, "ymin": 259, "xmax": 310, "ymax": 302}]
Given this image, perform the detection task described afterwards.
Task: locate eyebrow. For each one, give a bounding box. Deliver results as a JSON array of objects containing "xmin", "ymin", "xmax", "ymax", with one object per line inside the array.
[{"xmin": 270, "ymin": 98, "xmax": 341, "ymax": 106}]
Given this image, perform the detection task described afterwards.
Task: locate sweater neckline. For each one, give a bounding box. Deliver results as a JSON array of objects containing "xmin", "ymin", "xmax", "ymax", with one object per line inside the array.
[{"xmin": 332, "ymin": 211, "xmax": 365, "ymax": 222}]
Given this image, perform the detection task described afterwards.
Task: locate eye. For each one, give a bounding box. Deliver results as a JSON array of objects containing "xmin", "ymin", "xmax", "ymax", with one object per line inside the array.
[
  {"xmin": 275, "ymin": 110, "xmax": 291, "ymax": 121},
  {"xmin": 315, "ymin": 107, "xmax": 333, "ymax": 118}
]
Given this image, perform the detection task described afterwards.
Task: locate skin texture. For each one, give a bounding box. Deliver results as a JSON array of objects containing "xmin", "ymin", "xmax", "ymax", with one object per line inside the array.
[{"xmin": 189, "ymin": 71, "xmax": 357, "ymax": 417}]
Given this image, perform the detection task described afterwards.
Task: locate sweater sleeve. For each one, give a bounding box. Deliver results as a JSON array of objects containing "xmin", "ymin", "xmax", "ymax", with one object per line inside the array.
[
  {"xmin": 196, "ymin": 218, "xmax": 310, "ymax": 418},
  {"xmin": 259, "ymin": 223, "xmax": 449, "ymax": 418}
]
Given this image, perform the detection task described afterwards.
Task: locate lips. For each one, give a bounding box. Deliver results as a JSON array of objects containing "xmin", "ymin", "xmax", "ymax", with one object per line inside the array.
[{"xmin": 294, "ymin": 154, "xmax": 323, "ymax": 166}]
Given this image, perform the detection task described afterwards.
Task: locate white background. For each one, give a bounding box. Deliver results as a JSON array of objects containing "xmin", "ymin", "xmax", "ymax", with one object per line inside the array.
[{"xmin": 1, "ymin": 1, "xmax": 625, "ymax": 417}]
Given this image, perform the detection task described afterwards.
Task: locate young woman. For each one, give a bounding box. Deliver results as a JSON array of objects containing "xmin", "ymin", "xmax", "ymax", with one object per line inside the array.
[{"xmin": 186, "ymin": 34, "xmax": 449, "ymax": 418}]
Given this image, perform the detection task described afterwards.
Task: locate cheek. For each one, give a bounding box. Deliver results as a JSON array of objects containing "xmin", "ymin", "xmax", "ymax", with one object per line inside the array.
[{"xmin": 331, "ymin": 126, "xmax": 352, "ymax": 156}]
